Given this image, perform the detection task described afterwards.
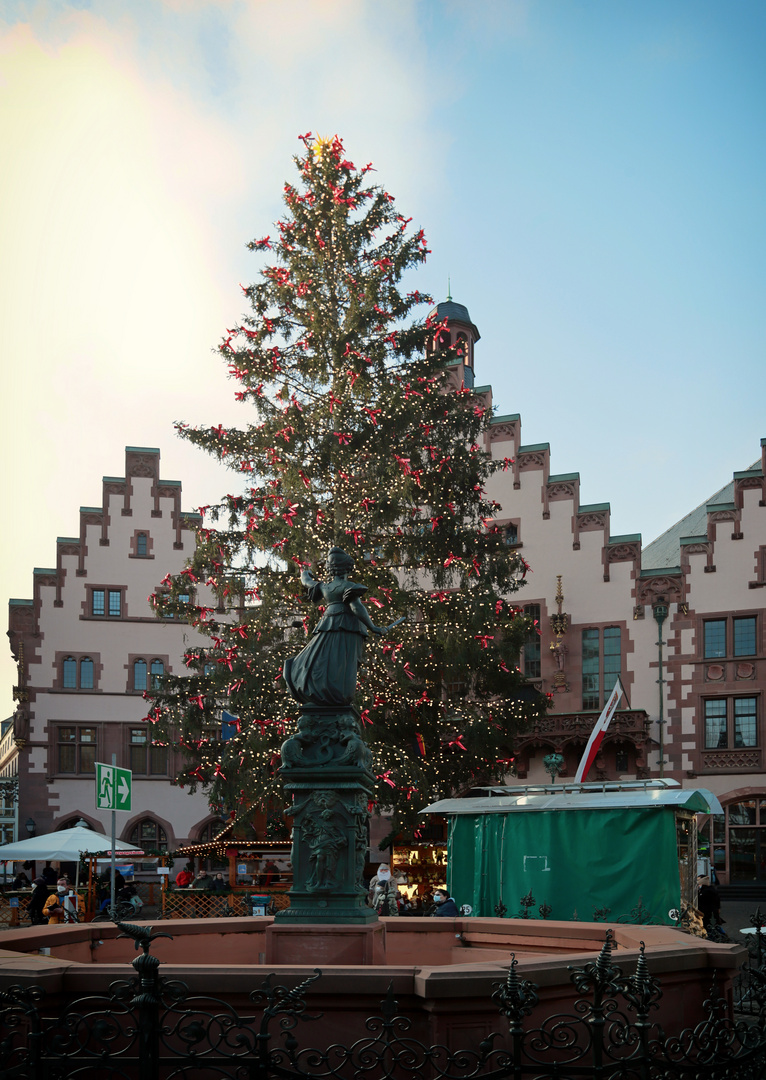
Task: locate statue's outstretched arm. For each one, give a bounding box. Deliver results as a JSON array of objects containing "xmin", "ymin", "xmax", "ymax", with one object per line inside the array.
[{"xmin": 349, "ymin": 597, "xmax": 405, "ymax": 636}]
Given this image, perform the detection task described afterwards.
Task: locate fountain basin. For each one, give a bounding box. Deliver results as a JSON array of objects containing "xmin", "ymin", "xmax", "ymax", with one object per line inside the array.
[{"xmin": 0, "ymin": 916, "xmax": 746, "ymax": 1048}]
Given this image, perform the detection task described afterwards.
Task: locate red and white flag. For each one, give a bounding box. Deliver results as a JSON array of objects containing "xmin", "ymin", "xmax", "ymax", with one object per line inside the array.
[{"xmin": 574, "ymin": 677, "xmax": 624, "ymax": 783}]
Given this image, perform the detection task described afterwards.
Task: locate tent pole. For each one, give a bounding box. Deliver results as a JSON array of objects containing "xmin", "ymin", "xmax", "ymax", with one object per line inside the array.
[{"xmin": 110, "ymin": 753, "xmax": 117, "ymax": 917}]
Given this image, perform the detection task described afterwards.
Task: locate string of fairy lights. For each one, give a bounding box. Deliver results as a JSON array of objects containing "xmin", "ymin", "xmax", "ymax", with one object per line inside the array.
[{"xmin": 145, "ymin": 134, "xmax": 547, "ymax": 839}]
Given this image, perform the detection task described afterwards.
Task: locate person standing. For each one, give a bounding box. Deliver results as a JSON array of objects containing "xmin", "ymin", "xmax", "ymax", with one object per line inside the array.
[
  {"xmin": 42, "ymin": 878, "xmax": 70, "ymax": 924},
  {"xmin": 28, "ymin": 877, "xmax": 50, "ymax": 925},
  {"xmin": 697, "ymin": 875, "xmax": 723, "ymax": 935},
  {"xmin": 41, "ymin": 862, "xmax": 57, "ymax": 887}
]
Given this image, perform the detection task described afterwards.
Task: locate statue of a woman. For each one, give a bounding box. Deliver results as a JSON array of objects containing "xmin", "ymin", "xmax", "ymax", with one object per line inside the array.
[{"xmin": 284, "ymin": 547, "xmax": 401, "ymax": 707}]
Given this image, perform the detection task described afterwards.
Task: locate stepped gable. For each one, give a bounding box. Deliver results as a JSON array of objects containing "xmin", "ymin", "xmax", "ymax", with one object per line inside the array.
[
  {"xmin": 8, "ymin": 446, "xmax": 201, "ymax": 655},
  {"xmin": 642, "ymin": 447, "xmax": 765, "ymax": 572}
]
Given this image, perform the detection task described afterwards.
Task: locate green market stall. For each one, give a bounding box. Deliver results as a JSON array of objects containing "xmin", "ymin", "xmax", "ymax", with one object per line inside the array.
[{"xmin": 421, "ymin": 780, "xmax": 723, "ymax": 924}]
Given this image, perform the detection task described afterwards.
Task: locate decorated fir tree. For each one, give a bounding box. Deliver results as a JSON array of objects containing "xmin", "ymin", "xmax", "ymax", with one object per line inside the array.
[{"xmin": 145, "ymin": 133, "xmax": 547, "ymax": 844}]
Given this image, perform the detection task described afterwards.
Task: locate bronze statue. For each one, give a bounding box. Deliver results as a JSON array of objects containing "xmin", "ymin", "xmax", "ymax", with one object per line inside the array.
[{"xmin": 284, "ymin": 547, "xmax": 403, "ymax": 706}]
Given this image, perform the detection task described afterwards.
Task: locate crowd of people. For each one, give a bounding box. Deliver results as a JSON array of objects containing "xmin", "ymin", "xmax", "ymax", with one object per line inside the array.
[{"xmin": 366, "ymin": 863, "xmax": 459, "ymax": 917}]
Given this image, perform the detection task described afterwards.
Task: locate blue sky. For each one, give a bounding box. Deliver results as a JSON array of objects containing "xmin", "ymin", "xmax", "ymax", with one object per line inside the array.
[{"xmin": 1, "ymin": 0, "xmax": 764, "ymax": 715}]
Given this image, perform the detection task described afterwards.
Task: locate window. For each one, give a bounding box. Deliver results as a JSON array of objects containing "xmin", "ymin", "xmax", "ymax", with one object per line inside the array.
[
  {"xmin": 91, "ymin": 588, "xmax": 123, "ymax": 618},
  {"xmin": 735, "ymin": 617, "xmax": 757, "ymax": 656},
  {"xmin": 703, "ymin": 615, "xmax": 758, "ymax": 659},
  {"xmin": 129, "ymin": 729, "xmax": 168, "ymax": 775},
  {"xmin": 133, "ymin": 658, "xmax": 164, "ymax": 692},
  {"xmin": 58, "ymin": 726, "xmax": 97, "ymax": 773},
  {"xmin": 159, "ymin": 592, "xmax": 191, "ymax": 619},
  {"xmin": 504, "ymin": 523, "xmax": 519, "ymax": 546},
  {"xmin": 704, "ymin": 696, "xmax": 759, "ymax": 749},
  {"xmin": 150, "ymin": 659, "xmax": 164, "ymax": 689},
  {"xmin": 62, "ymin": 655, "xmax": 95, "ymax": 690},
  {"xmin": 133, "ymin": 659, "xmax": 147, "ymax": 692},
  {"xmin": 523, "ymin": 605, "xmax": 541, "ymax": 679},
  {"xmin": 704, "ymin": 620, "xmax": 726, "ymax": 659},
  {"xmin": 129, "ymin": 818, "xmax": 168, "ymax": 853},
  {"xmin": 582, "ymin": 627, "xmax": 621, "ymax": 710},
  {"xmin": 136, "ymin": 532, "xmax": 148, "ymax": 557}
]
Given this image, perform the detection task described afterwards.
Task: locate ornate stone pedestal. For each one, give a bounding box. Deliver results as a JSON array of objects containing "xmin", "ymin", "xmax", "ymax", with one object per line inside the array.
[{"xmin": 274, "ymin": 705, "xmax": 377, "ymax": 926}]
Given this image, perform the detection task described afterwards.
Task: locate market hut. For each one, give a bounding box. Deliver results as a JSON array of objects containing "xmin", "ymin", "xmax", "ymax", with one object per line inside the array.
[{"xmin": 421, "ymin": 779, "xmax": 722, "ymax": 924}]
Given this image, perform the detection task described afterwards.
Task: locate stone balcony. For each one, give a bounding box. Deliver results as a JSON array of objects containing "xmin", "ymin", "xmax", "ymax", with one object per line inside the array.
[{"xmin": 513, "ymin": 709, "xmax": 651, "ymax": 780}]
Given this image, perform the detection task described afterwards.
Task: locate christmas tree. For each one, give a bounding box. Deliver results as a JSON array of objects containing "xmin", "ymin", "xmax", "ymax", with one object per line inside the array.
[{"xmin": 145, "ymin": 133, "xmax": 547, "ymax": 844}]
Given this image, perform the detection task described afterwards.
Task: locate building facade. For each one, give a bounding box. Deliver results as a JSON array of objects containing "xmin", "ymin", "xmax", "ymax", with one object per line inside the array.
[
  {"xmin": 434, "ymin": 299, "xmax": 766, "ymax": 886},
  {"xmin": 6, "ymin": 315, "xmax": 766, "ymax": 890},
  {"xmin": 4, "ymin": 447, "xmax": 219, "ymax": 855}
]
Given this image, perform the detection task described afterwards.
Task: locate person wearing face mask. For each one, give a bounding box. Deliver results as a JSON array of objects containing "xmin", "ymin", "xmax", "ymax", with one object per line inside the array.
[
  {"xmin": 430, "ymin": 889, "xmax": 459, "ymax": 917},
  {"xmin": 42, "ymin": 878, "xmax": 70, "ymax": 924}
]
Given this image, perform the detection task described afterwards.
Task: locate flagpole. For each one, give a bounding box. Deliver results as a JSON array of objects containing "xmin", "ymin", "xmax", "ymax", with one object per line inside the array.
[{"xmin": 574, "ymin": 678, "xmax": 624, "ymax": 783}]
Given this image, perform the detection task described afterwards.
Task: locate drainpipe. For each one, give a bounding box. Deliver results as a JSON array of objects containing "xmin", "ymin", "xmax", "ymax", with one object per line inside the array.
[{"xmin": 652, "ymin": 602, "xmax": 668, "ymax": 777}]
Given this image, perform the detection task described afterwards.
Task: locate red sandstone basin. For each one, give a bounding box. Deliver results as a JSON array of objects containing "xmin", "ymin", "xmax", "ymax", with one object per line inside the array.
[{"xmin": 0, "ymin": 916, "xmax": 746, "ymax": 1048}]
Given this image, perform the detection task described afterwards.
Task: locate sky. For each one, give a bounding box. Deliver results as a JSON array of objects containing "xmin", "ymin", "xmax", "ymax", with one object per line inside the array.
[{"xmin": 1, "ymin": 0, "xmax": 764, "ymax": 718}]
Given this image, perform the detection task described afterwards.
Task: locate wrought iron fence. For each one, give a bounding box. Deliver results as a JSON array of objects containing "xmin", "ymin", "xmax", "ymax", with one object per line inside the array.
[
  {"xmin": 733, "ymin": 907, "xmax": 766, "ymax": 1018},
  {"xmin": 2, "ymin": 920, "xmax": 766, "ymax": 1079}
]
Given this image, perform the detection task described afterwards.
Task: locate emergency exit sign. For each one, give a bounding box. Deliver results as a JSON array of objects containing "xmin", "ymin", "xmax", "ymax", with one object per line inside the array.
[{"xmin": 95, "ymin": 763, "xmax": 132, "ymax": 811}]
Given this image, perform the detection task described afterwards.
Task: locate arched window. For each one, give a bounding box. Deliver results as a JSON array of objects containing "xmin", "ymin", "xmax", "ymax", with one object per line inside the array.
[
  {"xmin": 133, "ymin": 659, "xmax": 147, "ymax": 692},
  {"xmin": 80, "ymin": 657, "xmax": 94, "ymax": 689},
  {"xmin": 63, "ymin": 657, "xmax": 77, "ymax": 689},
  {"xmin": 456, "ymin": 333, "xmax": 470, "ymax": 365},
  {"xmin": 150, "ymin": 659, "xmax": 164, "ymax": 689},
  {"xmin": 129, "ymin": 818, "xmax": 168, "ymax": 854}
]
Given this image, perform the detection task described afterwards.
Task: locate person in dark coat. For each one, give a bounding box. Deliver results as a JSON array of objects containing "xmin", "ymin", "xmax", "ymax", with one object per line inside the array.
[
  {"xmin": 41, "ymin": 862, "xmax": 58, "ymax": 886},
  {"xmin": 211, "ymin": 872, "xmax": 229, "ymax": 892},
  {"xmin": 697, "ymin": 875, "xmax": 722, "ymax": 934},
  {"xmin": 431, "ymin": 889, "xmax": 460, "ymax": 917},
  {"xmin": 28, "ymin": 877, "xmax": 51, "ymax": 925}
]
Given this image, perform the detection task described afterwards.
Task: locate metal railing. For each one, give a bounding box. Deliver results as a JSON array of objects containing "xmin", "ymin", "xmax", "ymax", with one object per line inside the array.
[{"xmin": 2, "ymin": 921, "xmax": 765, "ymax": 1079}]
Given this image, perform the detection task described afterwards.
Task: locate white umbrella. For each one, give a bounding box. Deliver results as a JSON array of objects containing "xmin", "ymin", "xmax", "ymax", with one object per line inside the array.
[
  {"xmin": 0, "ymin": 826, "xmax": 144, "ymax": 862},
  {"xmin": 1, "ymin": 827, "xmax": 145, "ymax": 918}
]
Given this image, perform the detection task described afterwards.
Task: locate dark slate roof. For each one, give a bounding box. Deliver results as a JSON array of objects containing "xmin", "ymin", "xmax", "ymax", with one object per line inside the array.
[
  {"xmin": 641, "ymin": 460, "xmax": 761, "ymax": 570},
  {"xmin": 429, "ymin": 300, "xmax": 480, "ymax": 341}
]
